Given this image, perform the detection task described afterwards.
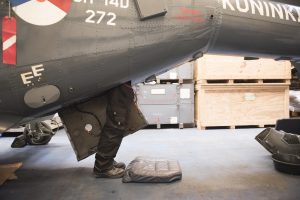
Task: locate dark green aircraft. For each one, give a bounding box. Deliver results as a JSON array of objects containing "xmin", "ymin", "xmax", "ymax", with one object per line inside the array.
[{"xmin": 1, "ymin": 0, "xmax": 300, "ymax": 159}]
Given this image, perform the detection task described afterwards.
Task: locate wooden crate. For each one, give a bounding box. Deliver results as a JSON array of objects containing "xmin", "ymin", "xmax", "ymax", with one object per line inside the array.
[
  {"xmin": 195, "ymin": 84, "xmax": 290, "ymax": 130},
  {"xmin": 195, "ymin": 55, "xmax": 291, "ymax": 80}
]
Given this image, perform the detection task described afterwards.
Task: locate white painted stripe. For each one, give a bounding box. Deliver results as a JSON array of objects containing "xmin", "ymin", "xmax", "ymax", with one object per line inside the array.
[
  {"xmin": 12, "ymin": 0, "xmax": 66, "ymax": 26},
  {"xmin": 3, "ymin": 35, "xmax": 16, "ymax": 51}
]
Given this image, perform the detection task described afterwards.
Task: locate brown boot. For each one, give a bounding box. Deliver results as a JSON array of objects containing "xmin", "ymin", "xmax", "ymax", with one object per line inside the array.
[
  {"xmin": 113, "ymin": 160, "xmax": 126, "ymax": 169},
  {"xmin": 94, "ymin": 166, "xmax": 125, "ymax": 178}
]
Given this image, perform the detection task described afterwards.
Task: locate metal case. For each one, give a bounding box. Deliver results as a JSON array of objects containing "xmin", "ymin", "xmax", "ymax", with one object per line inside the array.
[
  {"xmin": 138, "ymin": 104, "xmax": 194, "ymax": 125},
  {"xmin": 135, "ymin": 84, "xmax": 194, "ymax": 125},
  {"xmin": 179, "ymin": 84, "xmax": 194, "ymax": 104},
  {"xmin": 139, "ymin": 104, "xmax": 178, "ymax": 124},
  {"xmin": 157, "ymin": 62, "xmax": 194, "ymax": 80},
  {"xmin": 134, "ymin": 84, "xmax": 178, "ymax": 105}
]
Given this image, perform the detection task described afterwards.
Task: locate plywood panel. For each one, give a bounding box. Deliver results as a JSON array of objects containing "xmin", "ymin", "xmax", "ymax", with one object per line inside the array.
[
  {"xmin": 195, "ymin": 84, "xmax": 290, "ymax": 128},
  {"xmin": 195, "ymin": 55, "xmax": 291, "ymax": 80}
]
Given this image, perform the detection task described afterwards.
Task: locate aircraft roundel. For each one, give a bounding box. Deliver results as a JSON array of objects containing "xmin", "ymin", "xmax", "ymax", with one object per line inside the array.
[{"xmin": 11, "ymin": 0, "xmax": 71, "ymax": 26}]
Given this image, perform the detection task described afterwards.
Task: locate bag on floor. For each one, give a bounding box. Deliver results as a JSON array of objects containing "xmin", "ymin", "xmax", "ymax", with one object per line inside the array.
[{"xmin": 122, "ymin": 157, "xmax": 182, "ymax": 183}]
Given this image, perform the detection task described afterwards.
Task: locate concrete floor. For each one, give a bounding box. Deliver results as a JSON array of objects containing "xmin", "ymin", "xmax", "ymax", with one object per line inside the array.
[{"xmin": 0, "ymin": 128, "xmax": 299, "ymax": 200}]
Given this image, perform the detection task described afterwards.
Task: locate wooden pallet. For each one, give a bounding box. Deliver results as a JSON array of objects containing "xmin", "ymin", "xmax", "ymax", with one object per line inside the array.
[
  {"xmin": 197, "ymin": 124, "xmax": 275, "ymax": 130},
  {"xmin": 145, "ymin": 123, "xmax": 195, "ymax": 129},
  {"xmin": 196, "ymin": 79, "xmax": 290, "ymax": 85}
]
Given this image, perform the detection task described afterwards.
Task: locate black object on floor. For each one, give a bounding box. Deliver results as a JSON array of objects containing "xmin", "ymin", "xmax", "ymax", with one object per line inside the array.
[
  {"xmin": 273, "ymin": 155, "xmax": 300, "ymax": 175},
  {"xmin": 275, "ymin": 118, "xmax": 300, "ymax": 175},
  {"xmin": 122, "ymin": 157, "xmax": 182, "ymax": 183},
  {"xmin": 256, "ymin": 127, "xmax": 300, "ymax": 175},
  {"xmin": 275, "ymin": 118, "xmax": 300, "ymax": 135}
]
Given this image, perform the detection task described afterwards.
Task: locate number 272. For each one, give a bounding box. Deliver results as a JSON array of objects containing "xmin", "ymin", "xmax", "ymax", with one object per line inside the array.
[{"xmin": 85, "ymin": 10, "xmax": 116, "ymax": 26}]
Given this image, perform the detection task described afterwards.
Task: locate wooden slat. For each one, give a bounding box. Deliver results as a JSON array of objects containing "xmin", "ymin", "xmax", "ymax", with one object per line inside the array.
[
  {"xmin": 194, "ymin": 54, "xmax": 292, "ymax": 80},
  {"xmin": 0, "ymin": 163, "xmax": 22, "ymax": 186},
  {"xmin": 198, "ymin": 125, "xmax": 276, "ymax": 130},
  {"xmin": 196, "ymin": 79, "xmax": 291, "ymax": 86},
  {"xmin": 195, "ymin": 84, "xmax": 290, "ymax": 129}
]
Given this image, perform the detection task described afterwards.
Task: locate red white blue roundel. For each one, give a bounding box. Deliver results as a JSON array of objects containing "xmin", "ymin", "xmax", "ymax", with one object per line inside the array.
[{"xmin": 11, "ymin": 0, "xmax": 71, "ymax": 26}]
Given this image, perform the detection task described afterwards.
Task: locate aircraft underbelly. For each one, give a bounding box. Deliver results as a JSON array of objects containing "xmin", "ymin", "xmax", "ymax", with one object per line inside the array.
[{"xmin": 0, "ymin": 114, "xmax": 23, "ymax": 133}]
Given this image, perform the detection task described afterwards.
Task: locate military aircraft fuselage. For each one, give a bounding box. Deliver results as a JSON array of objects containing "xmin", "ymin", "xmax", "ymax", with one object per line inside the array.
[{"xmin": 0, "ymin": 0, "xmax": 300, "ymax": 132}]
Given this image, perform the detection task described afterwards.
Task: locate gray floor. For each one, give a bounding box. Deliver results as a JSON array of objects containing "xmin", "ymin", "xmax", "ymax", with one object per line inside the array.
[{"xmin": 0, "ymin": 128, "xmax": 299, "ymax": 200}]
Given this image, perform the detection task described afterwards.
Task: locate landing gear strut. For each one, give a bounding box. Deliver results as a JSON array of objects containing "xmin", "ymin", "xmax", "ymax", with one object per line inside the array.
[{"xmin": 11, "ymin": 122, "xmax": 55, "ymax": 148}]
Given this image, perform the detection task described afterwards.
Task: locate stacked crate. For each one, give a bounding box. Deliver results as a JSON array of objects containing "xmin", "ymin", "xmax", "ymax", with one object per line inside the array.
[
  {"xmin": 194, "ymin": 55, "xmax": 291, "ymax": 130},
  {"xmin": 135, "ymin": 62, "xmax": 195, "ymax": 128}
]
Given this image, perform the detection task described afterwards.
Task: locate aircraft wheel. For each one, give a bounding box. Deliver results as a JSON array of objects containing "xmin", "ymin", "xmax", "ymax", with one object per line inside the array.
[{"xmin": 26, "ymin": 122, "xmax": 54, "ymax": 145}]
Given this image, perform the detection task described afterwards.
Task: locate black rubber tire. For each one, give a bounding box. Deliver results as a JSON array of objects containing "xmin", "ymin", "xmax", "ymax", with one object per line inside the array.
[{"xmin": 27, "ymin": 122, "xmax": 53, "ymax": 145}]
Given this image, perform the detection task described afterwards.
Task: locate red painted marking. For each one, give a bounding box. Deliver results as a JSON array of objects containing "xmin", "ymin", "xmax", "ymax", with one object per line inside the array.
[
  {"xmin": 176, "ymin": 7, "xmax": 204, "ymax": 23},
  {"xmin": 180, "ymin": 7, "xmax": 201, "ymax": 15},
  {"xmin": 2, "ymin": 16, "xmax": 16, "ymax": 65},
  {"xmin": 48, "ymin": 0, "xmax": 71, "ymax": 13}
]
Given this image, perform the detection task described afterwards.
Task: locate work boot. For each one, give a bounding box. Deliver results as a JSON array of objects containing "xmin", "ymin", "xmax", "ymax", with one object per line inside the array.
[
  {"xmin": 113, "ymin": 160, "xmax": 126, "ymax": 169},
  {"xmin": 94, "ymin": 166, "xmax": 125, "ymax": 178}
]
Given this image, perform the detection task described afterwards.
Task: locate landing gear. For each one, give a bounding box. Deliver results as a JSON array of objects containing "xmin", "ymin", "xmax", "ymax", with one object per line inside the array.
[{"xmin": 11, "ymin": 122, "xmax": 55, "ymax": 148}]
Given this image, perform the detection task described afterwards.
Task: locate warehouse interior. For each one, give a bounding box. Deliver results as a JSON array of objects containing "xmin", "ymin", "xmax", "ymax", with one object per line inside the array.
[
  {"xmin": 1, "ymin": 55, "xmax": 300, "ymax": 199},
  {"xmin": 2, "ymin": 0, "xmax": 300, "ymax": 198},
  {"xmin": 1, "ymin": 129, "xmax": 300, "ymax": 200}
]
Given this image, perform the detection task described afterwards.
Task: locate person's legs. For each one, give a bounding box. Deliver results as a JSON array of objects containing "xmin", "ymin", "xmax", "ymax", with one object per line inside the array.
[
  {"xmin": 94, "ymin": 122, "xmax": 125, "ymax": 178},
  {"xmin": 93, "ymin": 84, "xmax": 133, "ymax": 178}
]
